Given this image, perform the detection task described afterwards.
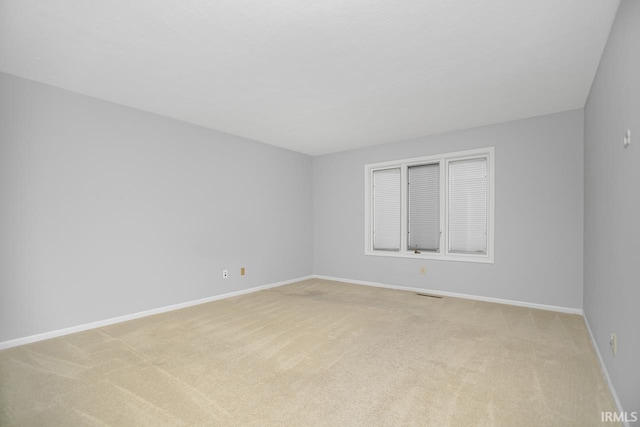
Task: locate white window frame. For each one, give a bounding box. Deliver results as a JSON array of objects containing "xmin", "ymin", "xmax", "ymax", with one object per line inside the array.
[{"xmin": 364, "ymin": 147, "xmax": 494, "ymax": 263}]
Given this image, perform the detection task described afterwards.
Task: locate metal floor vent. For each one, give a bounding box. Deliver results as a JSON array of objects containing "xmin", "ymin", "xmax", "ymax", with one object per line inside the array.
[{"xmin": 416, "ymin": 293, "xmax": 443, "ymax": 299}]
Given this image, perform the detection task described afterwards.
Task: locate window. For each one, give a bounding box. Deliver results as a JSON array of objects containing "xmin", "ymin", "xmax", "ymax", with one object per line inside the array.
[
  {"xmin": 408, "ymin": 163, "xmax": 440, "ymax": 252},
  {"xmin": 365, "ymin": 147, "xmax": 494, "ymax": 263},
  {"xmin": 372, "ymin": 168, "xmax": 401, "ymax": 251}
]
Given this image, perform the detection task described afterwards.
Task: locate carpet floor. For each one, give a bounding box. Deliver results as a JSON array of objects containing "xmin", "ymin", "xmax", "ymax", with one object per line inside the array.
[{"xmin": 0, "ymin": 279, "xmax": 618, "ymax": 426}]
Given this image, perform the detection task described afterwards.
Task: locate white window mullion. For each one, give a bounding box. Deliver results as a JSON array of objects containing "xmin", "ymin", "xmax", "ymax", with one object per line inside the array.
[
  {"xmin": 400, "ymin": 165, "xmax": 408, "ymax": 254},
  {"xmin": 486, "ymin": 153, "xmax": 494, "ymax": 258},
  {"xmin": 441, "ymin": 160, "xmax": 447, "ymax": 256}
]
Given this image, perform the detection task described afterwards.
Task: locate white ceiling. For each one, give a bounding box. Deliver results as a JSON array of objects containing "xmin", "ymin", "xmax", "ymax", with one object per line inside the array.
[{"xmin": 0, "ymin": 0, "xmax": 619, "ymax": 155}]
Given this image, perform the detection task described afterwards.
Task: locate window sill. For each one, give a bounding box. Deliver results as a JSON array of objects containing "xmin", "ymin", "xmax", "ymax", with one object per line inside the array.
[{"xmin": 365, "ymin": 250, "xmax": 494, "ymax": 264}]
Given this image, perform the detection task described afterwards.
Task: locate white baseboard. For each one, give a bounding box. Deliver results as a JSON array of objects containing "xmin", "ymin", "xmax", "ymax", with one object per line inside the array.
[
  {"xmin": 0, "ymin": 275, "xmax": 313, "ymax": 351},
  {"xmin": 311, "ymin": 275, "xmax": 583, "ymax": 315},
  {"xmin": 0, "ymin": 274, "xmax": 583, "ymax": 350},
  {"xmin": 583, "ymin": 315, "xmax": 628, "ymax": 426}
]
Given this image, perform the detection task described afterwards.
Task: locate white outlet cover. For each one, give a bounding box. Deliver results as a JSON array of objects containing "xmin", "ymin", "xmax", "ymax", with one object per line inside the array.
[
  {"xmin": 610, "ymin": 333, "xmax": 617, "ymax": 356},
  {"xmin": 624, "ymin": 129, "xmax": 631, "ymax": 148}
]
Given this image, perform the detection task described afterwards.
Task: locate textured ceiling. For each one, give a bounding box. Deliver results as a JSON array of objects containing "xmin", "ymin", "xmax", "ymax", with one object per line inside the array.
[{"xmin": 0, "ymin": 0, "xmax": 619, "ymax": 155}]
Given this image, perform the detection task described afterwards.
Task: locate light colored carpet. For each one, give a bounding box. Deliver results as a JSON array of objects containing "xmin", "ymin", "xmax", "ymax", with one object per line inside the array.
[{"xmin": 0, "ymin": 279, "xmax": 618, "ymax": 426}]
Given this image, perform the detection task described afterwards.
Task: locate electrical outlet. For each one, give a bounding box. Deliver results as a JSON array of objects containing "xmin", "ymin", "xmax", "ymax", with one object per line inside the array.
[
  {"xmin": 222, "ymin": 269, "xmax": 229, "ymax": 279},
  {"xmin": 610, "ymin": 333, "xmax": 617, "ymax": 356},
  {"xmin": 420, "ymin": 266, "xmax": 426, "ymax": 275},
  {"xmin": 240, "ymin": 267, "xmax": 245, "ymax": 276},
  {"xmin": 623, "ymin": 129, "xmax": 631, "ymax": 148}
]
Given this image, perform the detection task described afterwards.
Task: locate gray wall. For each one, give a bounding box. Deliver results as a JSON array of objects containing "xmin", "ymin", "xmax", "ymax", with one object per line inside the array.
[
  {"xmin": 0, "ymin": 72, "xmax": 313, "ymax": 343},
  {"xmin": 313, "ymin": 110, "xmax": 584, "ymax": 309},
  {"xmin": 584, "ymin": 0, "xmax": 640, "ymax": 414}
]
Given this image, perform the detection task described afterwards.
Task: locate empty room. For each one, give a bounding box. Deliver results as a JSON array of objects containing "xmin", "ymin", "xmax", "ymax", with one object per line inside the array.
[{"xmin": 0, "ymin": 0, "xmax": 638, "ymax": 426}]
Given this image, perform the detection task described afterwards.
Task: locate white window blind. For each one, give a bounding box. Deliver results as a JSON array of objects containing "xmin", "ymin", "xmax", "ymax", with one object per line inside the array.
[
  {"xmin": 408, "ymin": 164, "xmax": 440, "ymax": 251},
  {"xmin": 448, "ymin": 157, "xmax": 488, "ymax": 254},
  {"xmin": 372, "ymin": 168, "xmax": 401, "ymax": 251}
]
